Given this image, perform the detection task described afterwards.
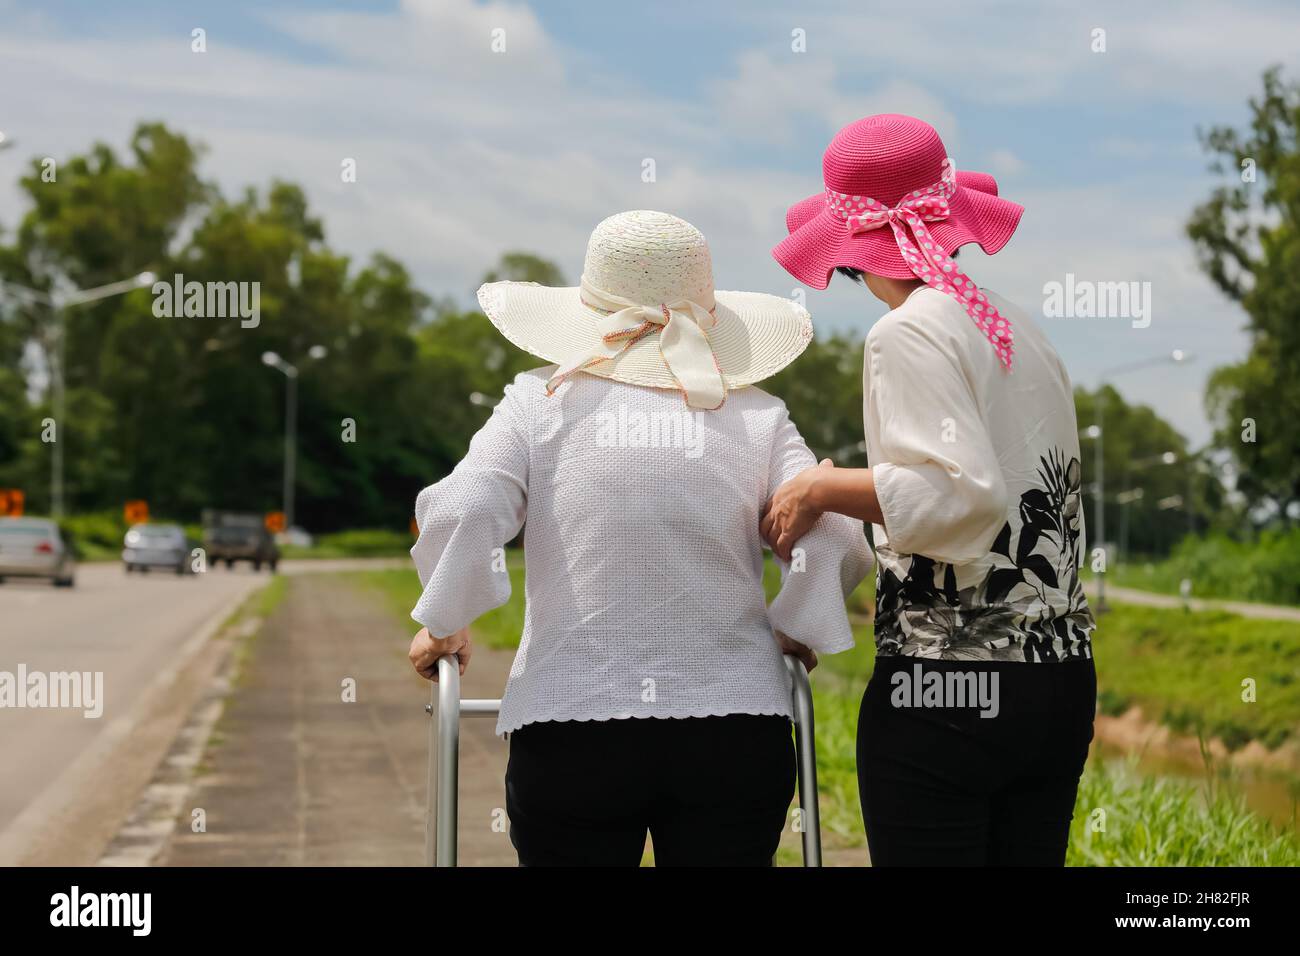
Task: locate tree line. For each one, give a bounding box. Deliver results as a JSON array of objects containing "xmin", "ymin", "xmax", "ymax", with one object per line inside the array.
[{"xmin": 1, "ymin": 70, "xmax": 1296, "ymax": 552}]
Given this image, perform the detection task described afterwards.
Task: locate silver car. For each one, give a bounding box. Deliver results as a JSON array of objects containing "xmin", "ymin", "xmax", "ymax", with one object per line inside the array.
[
  {"xmin": 0, "ymin": 517, "xmax": 76, "ymax": 587},
  {"xmin": 123, "ymin": 523, "xmax": 193, "ymax": 575}
]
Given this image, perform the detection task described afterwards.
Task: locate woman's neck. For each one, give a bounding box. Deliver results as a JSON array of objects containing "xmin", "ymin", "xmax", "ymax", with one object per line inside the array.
[{"xmin": 865, "ymin": 274, "xmax": 926, "ymax": 310}]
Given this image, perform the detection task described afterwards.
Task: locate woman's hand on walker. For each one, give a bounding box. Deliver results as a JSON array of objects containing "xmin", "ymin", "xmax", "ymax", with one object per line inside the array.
[
  {"xmin": 409, "ymin": 626, "xmax": 472, "ymax": 681},
  {"xmin": 774, "ymin": 631, "xmax": 818, "ymax": 673},
  {"xmin": 761, "ymin": 458, "xmax": 833, "ymax": 561}
]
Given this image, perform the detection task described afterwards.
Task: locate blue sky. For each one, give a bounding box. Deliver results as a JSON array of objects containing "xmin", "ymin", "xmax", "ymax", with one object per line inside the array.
[{"xmin": 3, "ymin": 0, "xmax": 1298, "ymax": 445}]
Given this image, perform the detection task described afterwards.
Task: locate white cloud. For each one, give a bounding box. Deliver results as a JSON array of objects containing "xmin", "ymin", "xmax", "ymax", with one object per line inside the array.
[
  {"xmin": 986, "ymin": 148, "xmax": 1026, "ymax": 178},
  {"xmin": 0, "ymin": 0, "xmax": 1276, "ymax": 446}
]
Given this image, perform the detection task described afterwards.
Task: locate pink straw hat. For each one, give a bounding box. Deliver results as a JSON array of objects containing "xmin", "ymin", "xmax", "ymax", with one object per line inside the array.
[{"xmin": 772, "ymin": 114, "xmax": 1023, "ymax": 289}]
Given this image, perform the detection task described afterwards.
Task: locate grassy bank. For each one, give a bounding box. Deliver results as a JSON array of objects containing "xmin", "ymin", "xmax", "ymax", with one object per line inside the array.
[
  {"xmin": 358, "ymin": 558, "xmax": 1300, "ymax": 865},
  {"xmin": 1092, "ymin": 604, "xmax": 1300, "ymax": 750}
]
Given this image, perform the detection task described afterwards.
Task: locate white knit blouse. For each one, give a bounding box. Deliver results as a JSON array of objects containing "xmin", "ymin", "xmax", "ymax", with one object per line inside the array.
[{"xmin": 411, "ymin": 369, "xmax": 872, "ymax": 735}]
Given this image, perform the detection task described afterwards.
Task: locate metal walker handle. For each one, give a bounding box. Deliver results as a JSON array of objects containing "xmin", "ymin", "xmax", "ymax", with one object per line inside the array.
[{"xmin": 426, "ymin": 653, "xmax": 823, "ymax": 867}]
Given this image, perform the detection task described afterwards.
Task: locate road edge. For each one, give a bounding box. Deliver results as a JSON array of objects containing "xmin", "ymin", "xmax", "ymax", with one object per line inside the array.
[{"xmin": 0, "ymin": 588, "xmax": 257, "ymax": 865}]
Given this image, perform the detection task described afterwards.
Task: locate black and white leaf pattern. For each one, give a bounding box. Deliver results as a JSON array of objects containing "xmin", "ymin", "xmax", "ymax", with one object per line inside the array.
[{"xmin": 874, "ymin": 448, "xmax": 1095, "ymax": 662}]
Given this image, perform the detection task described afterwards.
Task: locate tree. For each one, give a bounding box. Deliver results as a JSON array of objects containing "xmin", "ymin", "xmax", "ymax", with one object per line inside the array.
[
  {"xmin": 1073, "ymin": 385, "xmax": 1222, "ymax": 557},
  {"xmin": 764, "ymin": 332, "xmax": 867, "ymax": 466},
  {"xmin": 481, "ymin": 252, "xmax": 566, "ymax": 287},
  {"xmin": 1188, "ymin": 66, "xmax": 1300, "ymax": 525},
  {"xmin": 0, "ymin": 121, "xmax": 567, "ymax": 530}
]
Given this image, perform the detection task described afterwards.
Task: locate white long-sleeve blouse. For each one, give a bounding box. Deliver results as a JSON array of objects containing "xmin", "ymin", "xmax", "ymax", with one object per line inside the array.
[
  {"xmin": 411, "ymin": 368, "xmax": 872, "ymax": 735},
  {"xmin": 865, "ymin": 285, "xmax": 1095, "ymax": 662}
]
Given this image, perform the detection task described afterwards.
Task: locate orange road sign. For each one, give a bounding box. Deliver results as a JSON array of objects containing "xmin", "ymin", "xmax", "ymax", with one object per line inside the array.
[
  {"xmin": 265, "ymin": 511, "xmax": 286, "ymax": 533},
  {"xmin": 124, "ymin": 499, "xmax": 149, "ymax": 524},
  {"xmin": 0, "ymin": 489, "xmax": 24, "ymax": 517}
]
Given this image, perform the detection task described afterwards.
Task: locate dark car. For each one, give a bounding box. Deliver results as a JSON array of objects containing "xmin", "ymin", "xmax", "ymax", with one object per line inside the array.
[
  {"xmin": 202, "ymin": 512, "xmax": 279, "ymax": 572},
  {"xmin": 123, "ymin": 522, "xmax": 194, "ymax": 575}
]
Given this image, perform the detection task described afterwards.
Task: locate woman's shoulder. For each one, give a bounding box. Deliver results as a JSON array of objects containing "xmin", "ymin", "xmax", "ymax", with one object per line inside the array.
[{"xmin": 868, "ymin": 285, "xmax": 1028, "ymax": 353}]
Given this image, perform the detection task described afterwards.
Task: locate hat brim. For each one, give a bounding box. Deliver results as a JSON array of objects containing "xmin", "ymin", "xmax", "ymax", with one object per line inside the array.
[
  {"xmin": 477, "ymin": 282, "xmax": 813, "ymax": 392},
  {"xmin": 774, "ymin": 171, "xmax": 1023, "ymax": 289}
]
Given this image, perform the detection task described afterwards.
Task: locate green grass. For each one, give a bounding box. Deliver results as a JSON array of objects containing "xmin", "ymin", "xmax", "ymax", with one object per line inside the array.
[
  {"xmin": 280, "ymin": 528, "xmax": 415, "ymax": 559},
  {"xmin": 358, "ymin": 564, "xmax": 526, "ymax": 650},
  {"xmin": 1092, "ymin": 604, "xmax": 1300, "ymax": 750},
  {"xmin": 1067, "ymin": 760, "xmax": 1300, "ymax": 866}
]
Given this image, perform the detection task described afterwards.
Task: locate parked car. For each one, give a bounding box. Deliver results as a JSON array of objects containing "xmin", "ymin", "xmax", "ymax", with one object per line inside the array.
[
  {"xmin": 0, "ymin": 516, "xmax": 76, "ymax": 587},
  {"xmin": 277, "ymin": 525, "xmax": 314, "ymax": 549},
  {"xmin": 202, "ymin": 511, "xmax": 280, "ymax": 572},
  {"xmin": 123, "ymin": 523, "xmax": 194, "ymax": 575}
]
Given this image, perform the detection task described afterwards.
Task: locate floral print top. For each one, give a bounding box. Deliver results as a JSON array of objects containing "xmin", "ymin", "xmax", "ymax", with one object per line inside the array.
[{"xmin": 864, "ymin": 286, "xmax": 1094, "ymax": 662}]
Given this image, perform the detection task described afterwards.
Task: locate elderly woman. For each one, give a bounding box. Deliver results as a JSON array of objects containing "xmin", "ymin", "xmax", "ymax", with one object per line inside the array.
[
  {"xmin": 408, "ymin": 210, "xmax": 871, "ymax": 866},
  {"xmin": 763, "ymin": 115, "xmax": 1097, "ymax": 866}
]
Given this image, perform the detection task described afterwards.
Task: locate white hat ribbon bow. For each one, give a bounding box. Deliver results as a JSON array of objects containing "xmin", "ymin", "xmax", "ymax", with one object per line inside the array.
[{"xmin": 545, "ymin": 276, "xmax": 726, "ymax": 409}]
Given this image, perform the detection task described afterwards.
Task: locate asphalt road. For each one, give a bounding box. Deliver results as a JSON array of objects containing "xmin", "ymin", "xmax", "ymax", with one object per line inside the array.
[{"xmin": 0, "ymin": 557, "xmax": 407, "ymax": 863}]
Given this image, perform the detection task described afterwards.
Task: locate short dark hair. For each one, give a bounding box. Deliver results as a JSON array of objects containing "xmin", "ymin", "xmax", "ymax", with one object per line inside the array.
[{"xmin": 835, "ymin": 248, "xmax": 961, "ymax": 285}]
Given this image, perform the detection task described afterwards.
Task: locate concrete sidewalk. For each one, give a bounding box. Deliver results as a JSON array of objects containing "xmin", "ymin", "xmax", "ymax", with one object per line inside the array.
[{"xmin": 155, "ymin": 574, "xmax": 518, "ymax": 866}]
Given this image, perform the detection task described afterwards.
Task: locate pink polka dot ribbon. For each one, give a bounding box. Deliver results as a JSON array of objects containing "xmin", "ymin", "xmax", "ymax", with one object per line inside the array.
[{"xmin": 826, "ymin": 179, "xmax": 1015, "ymax": 370}]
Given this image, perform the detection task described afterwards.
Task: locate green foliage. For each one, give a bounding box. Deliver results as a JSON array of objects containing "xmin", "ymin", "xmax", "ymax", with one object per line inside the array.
[
  {"xmin": 0, "ymin": 123, "xmax": 563, "ymax": 531},
  {"xmin": 480, "ymin": 251, "xmax": 566, "ymax": 287},
  {"xmin": 1091, "ymin": 602, "xmax": 1300, "ymax": 750},
  {"xmin": 764, "ymin": 331, "xmax": 869, "ymax": 467},
  {"xmin": 1073, "ymin": 384, "xmax": 1220, "ymax": 555},
  {"xmin": 281, "ymin": 528, "xmax": 414, "ymax": 559},
  {"xmin": 57, "ymin": 510, "xmax": 129, "ymax": 560},
  {"xmin": 1108, "ymin": 529, "xmax": 1300, "ymax": 606},
  {"xmin": 1068, "ymin": 761, "xmax": 1300, "ymax": 866},
  {"xmin": 1189, "ymin": 66, "xmax": 1300, "ymax": 523}
]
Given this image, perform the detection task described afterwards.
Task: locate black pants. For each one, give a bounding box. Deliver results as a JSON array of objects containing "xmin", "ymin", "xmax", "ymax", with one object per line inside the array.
[
  {"xmin": 505, "ymin": 714, "xmax": 795, "ymax": 866},
  {"xmin": 858, "ymin": 656, "xmax": 1096, "ymax": 866}
]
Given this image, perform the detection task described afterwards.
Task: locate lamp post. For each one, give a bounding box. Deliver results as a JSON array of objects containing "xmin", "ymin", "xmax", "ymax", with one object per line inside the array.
[
  {"xmin": 1, "ymin": 271, "xmax": 156, "ymax": 516},
  {"xmin": 1091, "ymin": 349, "xmax": 1191, "ymax": 610},
  {"xmin": 1118, "ymin": 450, "xmax": 1178, "ymax": 566},
  {"xmin": 1116, "ymin": 487, "xmax": 1144, "ymax": 567},
  {"xmin": 262, "ymin": 345, "xmax": 327, "ymax": 531}
]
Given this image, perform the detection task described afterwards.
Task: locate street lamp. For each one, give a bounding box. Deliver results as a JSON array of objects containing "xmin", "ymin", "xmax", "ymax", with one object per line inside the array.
[
  {"xmin": 262, "ymin": 346, "xmax": 327, "ymax": 530},
  {"xmin": 1116, "ymin": 451, "xmax": 1177, "ymax": 566},
  {"xmin": 1116, "ymin": 487, "xmax": 1145, "ymax": 568},
  {"xmin": 1091, "ymin": 349, "xmax": 1191, "ymax": 610},
  {"xmin": 1, "ymin": 271, "xmax": 155, "ymax": 516}
]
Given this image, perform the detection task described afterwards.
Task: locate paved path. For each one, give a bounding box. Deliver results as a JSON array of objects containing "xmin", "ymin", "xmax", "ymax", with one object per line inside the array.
[
  {"xmin": 1085, "ymin": 582, "xmax": 1300, "ymax": 622},
  {"xmin": 157, "ymin": 574, "xmax": 518, "ymax": 866}
]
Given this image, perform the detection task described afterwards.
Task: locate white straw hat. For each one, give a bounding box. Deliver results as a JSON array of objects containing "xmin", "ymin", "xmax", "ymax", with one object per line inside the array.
[{"xmin": 477, "ymin": 210, "xmax": 813, "ymax": 409}]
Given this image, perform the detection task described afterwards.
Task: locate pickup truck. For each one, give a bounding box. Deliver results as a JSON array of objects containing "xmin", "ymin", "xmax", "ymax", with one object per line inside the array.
[{"xmin": 202, "ymin": 511, "xmax": 280, "ymax": 572}]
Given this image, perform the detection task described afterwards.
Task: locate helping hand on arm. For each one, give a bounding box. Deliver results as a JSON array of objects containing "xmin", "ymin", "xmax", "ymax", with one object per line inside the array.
[{"xmin": 761, "ymin": 459, "xmax": 882, "ymax": 562}]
